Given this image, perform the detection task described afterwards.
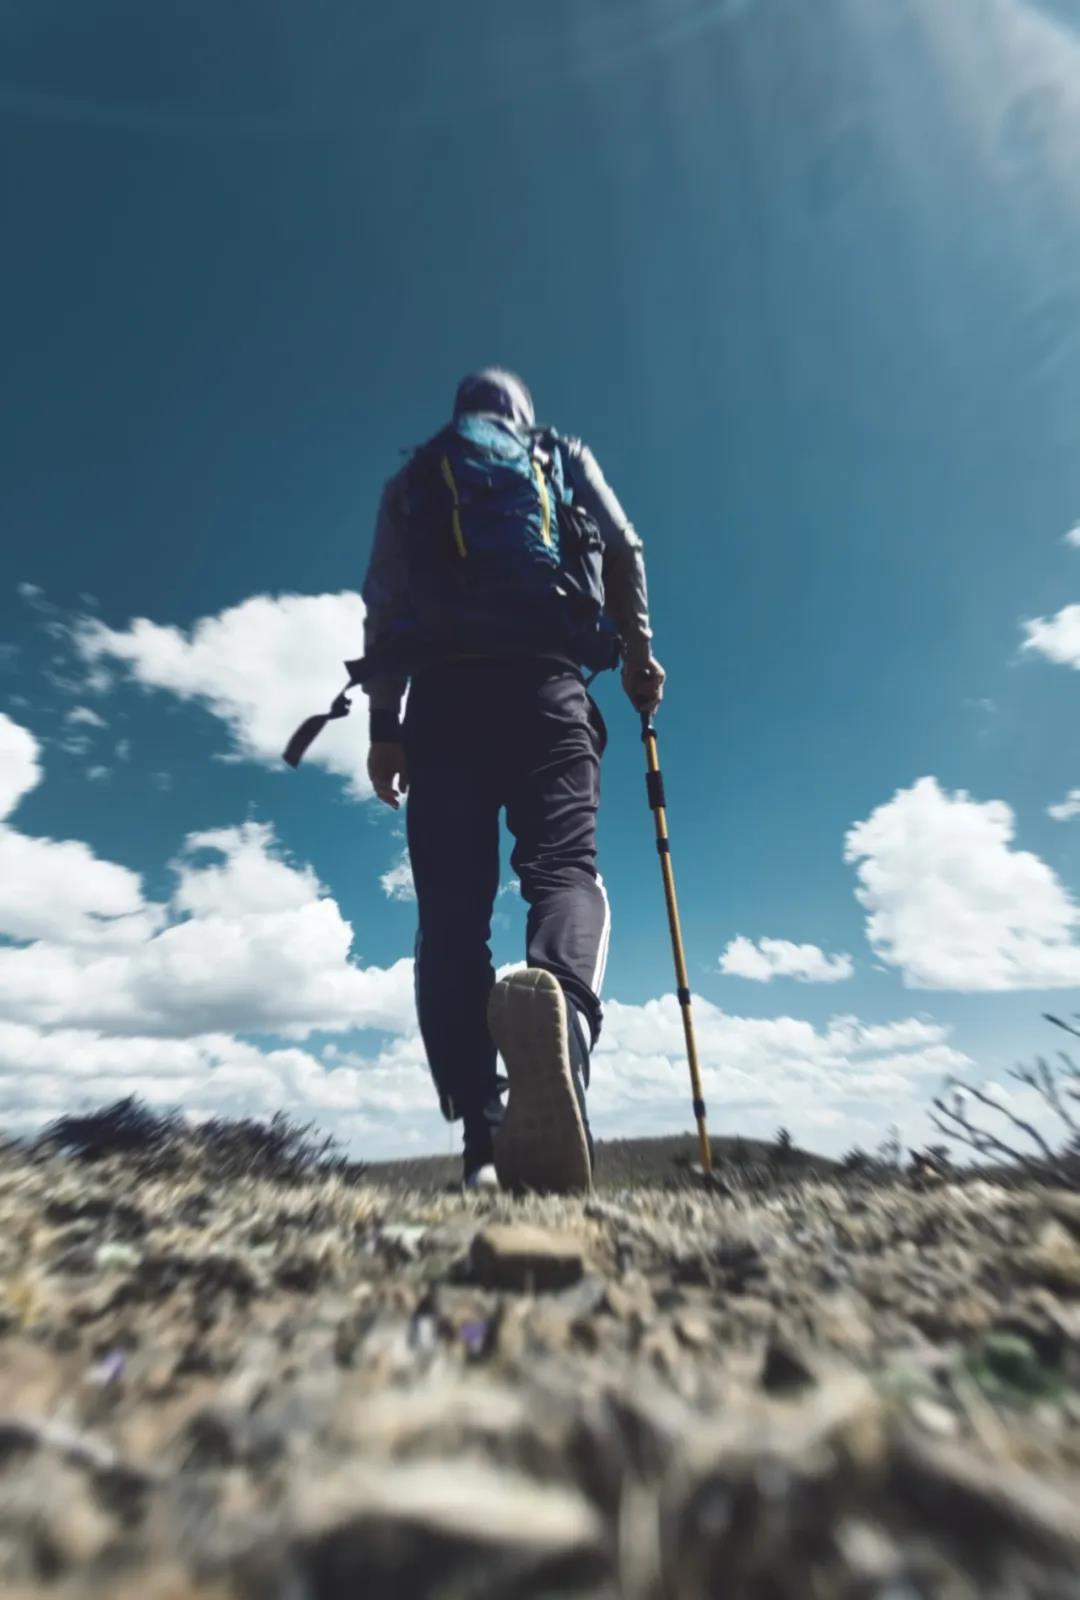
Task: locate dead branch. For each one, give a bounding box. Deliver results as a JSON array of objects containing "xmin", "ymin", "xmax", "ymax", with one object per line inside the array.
[
  {"xmin": 941, "ymin": 1079, "xmax": 1058, "ymax": 1164},
  {"xmin": 1008, "ymin": 1057, "xmax": 1079, "ymax": 1137},
  {"xmin": 928, "ymin": 1092, "xmax": 1050, "ymax": 1177}
]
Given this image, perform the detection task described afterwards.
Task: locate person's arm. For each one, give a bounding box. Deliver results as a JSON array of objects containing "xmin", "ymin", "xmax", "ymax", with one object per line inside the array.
[
  {"xmin": 362, "ymin": 475, "xmax": 411, "ymax": 807},
  {"xmin": 361, "ymin": 474, "xmax": 410, "ymax": 743},
  {"xmin": 562, "ymin": 438, "xmax": 666, "ymax": 711}
]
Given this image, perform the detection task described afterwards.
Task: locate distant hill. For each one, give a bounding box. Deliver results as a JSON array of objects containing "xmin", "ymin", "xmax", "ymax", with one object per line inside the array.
[{"xmin": 364, "ymin": 1131, "xmax": 841, "ymax": 1192}]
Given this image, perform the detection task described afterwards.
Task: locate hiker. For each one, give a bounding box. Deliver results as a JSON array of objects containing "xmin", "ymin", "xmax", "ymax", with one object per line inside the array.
[{"xmin": 362, "ymin": 369, "xmax": 664, "ymax": 1193}]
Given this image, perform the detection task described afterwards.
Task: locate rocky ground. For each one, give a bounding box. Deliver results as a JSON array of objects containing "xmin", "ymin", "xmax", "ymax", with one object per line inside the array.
[{"xmin": 0, "ymin": 1127, "xmax": 1079, "ymax": 1599}]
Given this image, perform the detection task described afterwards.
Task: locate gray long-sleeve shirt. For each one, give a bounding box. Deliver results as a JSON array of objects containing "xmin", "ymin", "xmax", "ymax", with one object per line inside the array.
[{"xmin": 360, "ymin": 434, "xmax": 654, "ymax": 717}]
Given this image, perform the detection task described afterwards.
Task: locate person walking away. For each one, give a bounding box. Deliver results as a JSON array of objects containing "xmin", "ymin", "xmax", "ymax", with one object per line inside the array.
[{"xmin": 362, "ymin": 369, "xmax": 664, "ymax": 1193}]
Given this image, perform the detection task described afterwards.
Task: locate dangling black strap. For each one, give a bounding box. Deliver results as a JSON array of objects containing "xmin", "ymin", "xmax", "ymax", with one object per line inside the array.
[{"xmin": 282, "ymin": 686, "xmax": 352, "ymax": 768}]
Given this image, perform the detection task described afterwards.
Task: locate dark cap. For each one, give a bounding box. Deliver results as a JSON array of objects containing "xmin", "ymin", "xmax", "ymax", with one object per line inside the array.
[{"xmin": 453, "ymin": 368, "xmax": 535, "ymax": 429}]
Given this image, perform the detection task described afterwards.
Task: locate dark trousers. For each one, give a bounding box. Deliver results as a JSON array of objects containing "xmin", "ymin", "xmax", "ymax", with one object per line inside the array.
[{"xmin": 403, "ymin": 659, "xmax": 610, "ymax": 1137}]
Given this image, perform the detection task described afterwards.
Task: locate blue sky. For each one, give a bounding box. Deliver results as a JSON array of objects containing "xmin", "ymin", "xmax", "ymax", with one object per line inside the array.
[{"xmin": 4, "ymin": 0, "xmax": 1080, "ymax": 1160}]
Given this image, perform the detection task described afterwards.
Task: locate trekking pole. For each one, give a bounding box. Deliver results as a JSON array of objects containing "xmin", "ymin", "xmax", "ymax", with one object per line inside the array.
[{"xmin": 640, "ymin": 711, "xmax": 713, "ymax": 1172}]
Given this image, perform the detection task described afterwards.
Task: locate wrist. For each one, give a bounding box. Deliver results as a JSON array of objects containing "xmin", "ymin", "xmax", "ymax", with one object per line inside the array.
[{"xmin": 370, "ymin": 709, "xmax": 403, "ymax": 744}]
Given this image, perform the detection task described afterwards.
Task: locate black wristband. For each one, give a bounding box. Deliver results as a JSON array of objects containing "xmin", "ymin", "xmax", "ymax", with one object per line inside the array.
[{"xmin": 370, "ymin": 709, "xmax": 403, "ymax": 744}]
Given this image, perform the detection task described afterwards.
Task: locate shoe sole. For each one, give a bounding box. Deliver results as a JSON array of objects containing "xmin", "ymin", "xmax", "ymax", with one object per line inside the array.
[
  {"xmin": 463, "ymin": 1164, "xmax": 499, "ymax": 1194},
  {"xmin": 488, "ymin": 968, "xmax": 592, "ymax": 1196}
]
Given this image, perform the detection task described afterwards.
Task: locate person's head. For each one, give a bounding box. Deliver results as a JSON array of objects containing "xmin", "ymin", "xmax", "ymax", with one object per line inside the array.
[{"xmin": 453, "ymin": 368, "xmax": 535, "ymax": 430}]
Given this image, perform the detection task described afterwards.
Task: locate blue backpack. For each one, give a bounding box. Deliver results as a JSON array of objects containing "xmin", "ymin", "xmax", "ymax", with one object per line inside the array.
[
  {"xmin": 385, "ymin": 413, "xmax": 622, "ymax": 675},
  {"xmin": 282, "ymin": 415, "xmax": 620, "ymax": 768}
]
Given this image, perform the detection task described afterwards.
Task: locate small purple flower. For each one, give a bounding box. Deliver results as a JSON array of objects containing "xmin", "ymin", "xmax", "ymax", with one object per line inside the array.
[
  {"xmin": 459, "ymin": 1319, "xmax": 490, "ymax": 1357},
  {"xmin": 88, "ymin": 1349, "xmax": 127, "ymax": 1386}
]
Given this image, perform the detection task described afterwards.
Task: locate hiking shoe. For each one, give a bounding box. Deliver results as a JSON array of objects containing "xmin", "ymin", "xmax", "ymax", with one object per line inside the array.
[
  {"xmin": 461, "ymin": 1076, "xmax": 508, "ymax": 1193},
  {"xmin": 463, "ymin": 1161, "xmax": 499, "ymax": 1193},
  {"xmin": 488, "ymin": 968, "xmax": 593, "ymax": 1195}
]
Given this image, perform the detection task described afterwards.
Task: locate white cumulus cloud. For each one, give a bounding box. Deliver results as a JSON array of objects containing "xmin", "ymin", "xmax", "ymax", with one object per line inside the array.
[
  {"xmin": 1048, "ymin": 790, "xmax": 1080, "ymax": 822},
  {"xmin": 0, "ymin": 1022, "xmax": 443, "ymax": 1151},
  {"xmin": 0, "ymin": 711, "xmax": 434, "ymax": 1149},
  {"xmin": 380, "ymin": 851, "xmax": 416, "ymax": 902},
  {"xmin": 66, "ymin": 706, "xmax": 107, "ymax": 730},
  {"xmin": 0, "ymin": 831, "xmax": 414, "ymax": 1039},
  {"xmin": 0, "ymin": 716, "xmax": 992, "ymax": 1162},
  {"xmin": 845, "ymin": 776, "xmax": 1080, "ymax": 989},
  {"xmin": 1064, "ymin": 525, "xmax": 1080, "ymax": 549},
  {"xmin": 0, "ymin": 713, "xmax": 41, "ymax": 819},
  {"xmin": 1022, "ymin": 604, "xmax": 1080, "ymax": 669},
  {"xmin": 0, "ymin": 713, "xmax": 413, "ymax": 1037},
  {"xmin": 174, "ymin": 823, "xmax": 322, "ymax": 918},
  {"xmin": 0, "ymin": 714, "xmax": 158, "ymax": 947},
  {"xmin": 75, "ymin": 591, "xmax": 370, "ymax": 794},
  {"xmin": 588, "ymin": 996, "xmax": 971, "ymax": 1156},
  {"xmin": 0, "ymin": 991, "xmax": 973, "ymax": 1162},
  {"xmin": 720, "ymin": 936, "xmax": 854, "ymax": 983}
]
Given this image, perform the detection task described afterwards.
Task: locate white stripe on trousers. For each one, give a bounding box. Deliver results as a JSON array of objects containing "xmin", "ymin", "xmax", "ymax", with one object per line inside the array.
[{"xmin": 590, "ymin": 873, "xmax": 612, "ymax": 997}]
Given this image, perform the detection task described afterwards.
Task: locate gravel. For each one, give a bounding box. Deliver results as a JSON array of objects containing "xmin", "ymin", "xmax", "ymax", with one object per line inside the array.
[{"xmin": 0, "ymin": 1135, "xmax": 1078, "ymax": 1597}]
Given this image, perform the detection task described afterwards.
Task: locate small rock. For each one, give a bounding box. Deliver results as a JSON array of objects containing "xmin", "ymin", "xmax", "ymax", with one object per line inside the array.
[
  {"xmin": 674, "ymin": 1311, "xmax": 714, "ymax": 1350},
  {"xmin": 290, "ymin": 1458, "xmax": 610, "ymax": 1597},
  {"xmin": 378, "ymin": 1224, "xmax": 429, "ymax": 1264},
  {"xmin": 469, "ymin": 1225, "xmax": 586, "ymax": 1293},
  {"xmin": 759, "ymin": 1332, "xmax": 817, "ymax": 1394},
  {"xmin": 835, "ymin": 1517, "xmax": 903, "ymax": 1582},
  {"xmin": 1017, "ymin": 1220, "xmax": 1080, "ymax": 1296},
  {"xmin": 908, "ymin": 1396, "xmax": 958, "ymax": 1439},
  {"xmin": 93, "ymin": 1243, "xmax": 142, "ymax": 1274}
]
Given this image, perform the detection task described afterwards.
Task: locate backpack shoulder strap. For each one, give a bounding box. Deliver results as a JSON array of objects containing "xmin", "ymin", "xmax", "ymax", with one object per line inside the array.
[{"xmin": 529, "ymin": 425, "xmax": 571, "ymax": 502}]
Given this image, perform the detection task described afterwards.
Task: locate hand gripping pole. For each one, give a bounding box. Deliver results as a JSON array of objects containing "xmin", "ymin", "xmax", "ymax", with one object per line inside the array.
[{"xmin": 641, "ymin": 711, "xmax": 713, "ymax": 1172}]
